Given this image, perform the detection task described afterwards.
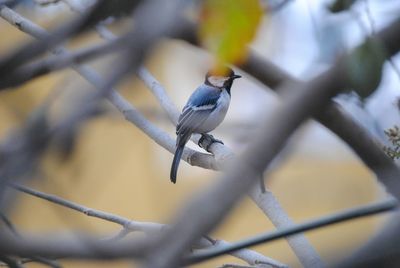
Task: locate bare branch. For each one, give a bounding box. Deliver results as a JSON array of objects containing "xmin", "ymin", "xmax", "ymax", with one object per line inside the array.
[
  {"xmin": 10, "ymin": 184, "xmax": 286, "ymax": 267},
  {"xmin": 0, "ymin": 211, "xmax": 61, "ymax": 268},
  {"xmin": 11, "ymin": 183, "xmax": 146, "ymax": 230},
  {"xmin": 13, "ymin": 182, "xmax": 396, "ymax": 266},
  {"xmin": 0, "ymin": 36, "xmax": 129, "ymax": 89},
  {"xmin": 0, "ymin": 255, "xmax": 23, "ymax": 268},
  {"xmin": 137, "ymin": 68, "xmax": 180, "ymax": 124},
  {"xmin": 103, "ymin": 228, "xmax": 131, "ymax": 242},
  {"xmin": 0, "ymin": 231, "xmax": 150, "ymax": 259},
  {"xmin": 0, "ymin": 0, "xmax": 144, "ymax": 76},
  {"xmin": 0, "ymin": 212, "xmax": 18, "ymax": 236},
  {"xmin": 35, "ymin": 0, "xmax": 61, "ymax": 6},
  {"xmin": 249, "ymin": 187, "xmax": 320, "ymax": 266},
  {"xmin": 217, "ymin": 264, "xmax": 254, "ymax": 268}
]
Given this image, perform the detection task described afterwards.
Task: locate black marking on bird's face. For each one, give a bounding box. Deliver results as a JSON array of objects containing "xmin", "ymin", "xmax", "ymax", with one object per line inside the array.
[{"xmin": 204, "ymin": 68, "xmax": 241, "ymax": 94}]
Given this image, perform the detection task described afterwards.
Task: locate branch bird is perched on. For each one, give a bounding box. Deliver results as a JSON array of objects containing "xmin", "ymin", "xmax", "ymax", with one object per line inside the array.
[{"xmin": 170, "ymin": 68, "xmax": 241, "ymax": 183}]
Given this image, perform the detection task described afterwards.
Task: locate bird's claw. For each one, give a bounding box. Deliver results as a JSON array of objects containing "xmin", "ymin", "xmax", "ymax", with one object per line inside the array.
[{"xmin": 198, "ymin": 134, "xmax": 224, "ymax": 152}]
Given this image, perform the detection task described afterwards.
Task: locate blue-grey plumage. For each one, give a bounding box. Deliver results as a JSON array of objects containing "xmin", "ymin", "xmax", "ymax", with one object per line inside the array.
[{"xmin": 170, "ymin": 69, "xmax": 241, "ymax": 183}]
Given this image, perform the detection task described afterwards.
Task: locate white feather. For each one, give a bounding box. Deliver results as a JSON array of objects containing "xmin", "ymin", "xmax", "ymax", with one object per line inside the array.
[
  {"xmin": 192, "ymin": 104, "xmax": 216, "ymax": 111},
  {"xmin": 196, "ymin": 89, "xmax": 230, "ymax": 133}
]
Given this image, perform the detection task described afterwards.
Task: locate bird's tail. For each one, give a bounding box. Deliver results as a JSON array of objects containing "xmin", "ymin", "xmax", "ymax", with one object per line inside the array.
[{"xmin": 170, "ymin": 145, "xmax": 184, "ymax": 183}]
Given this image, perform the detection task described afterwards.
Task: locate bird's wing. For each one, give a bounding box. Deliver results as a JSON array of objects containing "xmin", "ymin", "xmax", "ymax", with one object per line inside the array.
[
  {"xmin": 186, "ymin": 84, "xmax": 222, "ymax": 108},
  {"xmin": 176, "ymin": 85, "xmax": 221, "ymax": 143}
]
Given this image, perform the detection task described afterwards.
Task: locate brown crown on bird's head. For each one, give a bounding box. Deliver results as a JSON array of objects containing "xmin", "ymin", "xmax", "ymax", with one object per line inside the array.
[{"xmin": 205, "ymin": 67, "xmax": 241, "ymax": 89}]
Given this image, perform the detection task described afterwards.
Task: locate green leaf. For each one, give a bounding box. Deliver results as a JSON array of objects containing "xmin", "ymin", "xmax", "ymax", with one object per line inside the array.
[
  {"xmin": 328, "ymin": 0, "xmax": 358, "ymax": 13},
  {"xmin": 199, "ymin": 0, "xmax": 263, "ymax": 74},
  {"xmin": 346, "ymin": 38, "xmax": 387, "ymax": 99}
]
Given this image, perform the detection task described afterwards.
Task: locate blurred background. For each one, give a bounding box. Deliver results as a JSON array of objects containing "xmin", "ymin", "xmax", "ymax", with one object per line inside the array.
[{"xmin": 1, "ymin": 0, "xmax": 400, "ymax": 267}]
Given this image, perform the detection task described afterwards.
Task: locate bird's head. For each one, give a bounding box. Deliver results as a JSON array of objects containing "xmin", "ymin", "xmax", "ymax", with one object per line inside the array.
[{"xmin": 204, "ymin": 68, "xmax": 241, "ymax": 91}]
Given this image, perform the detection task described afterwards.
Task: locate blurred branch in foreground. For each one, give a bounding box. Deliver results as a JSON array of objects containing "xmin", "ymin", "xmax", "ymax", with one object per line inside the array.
[
  {"xmin": 186, "ymin": 198, "xmax": 398, "ymax": 265},
  {"xmin": 145, "ymin": 16, "xmax": 400, "ymax": 268},
  {"xmin": 0, "ymin": 0, "xmax": 143, "ymax": 76}
]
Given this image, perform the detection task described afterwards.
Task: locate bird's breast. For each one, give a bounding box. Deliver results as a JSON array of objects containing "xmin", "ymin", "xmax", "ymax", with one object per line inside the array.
[{"xmin": 196, "ymin": 90, "xmax": 230, "ymax": 133}]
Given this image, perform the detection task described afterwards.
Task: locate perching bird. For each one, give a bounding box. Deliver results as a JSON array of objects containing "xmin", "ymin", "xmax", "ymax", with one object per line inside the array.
[{"xmin": 170, "ymin": 68, "xmax": 241, "ymax": 183}]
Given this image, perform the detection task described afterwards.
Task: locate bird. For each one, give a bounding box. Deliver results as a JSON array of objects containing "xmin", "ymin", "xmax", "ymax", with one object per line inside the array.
[{"xmin": 170, "ymin": 68, "xmax": 241, "ymax": 183}]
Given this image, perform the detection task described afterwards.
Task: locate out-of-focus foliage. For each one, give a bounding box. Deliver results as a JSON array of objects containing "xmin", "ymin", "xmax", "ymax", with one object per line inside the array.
[
  {"xmin": 383, "ymin": 125, "xmax": 400, "ymax": 159},
  {"xmin": 346, "ymin": 38, "xmax": 386, "ymax": 99},
  {"xmin": 198, "ymin": 0, "xmax": 263, "ymax": 74},
  {"xmin": 328, "ymin": 0, "xmax": 358, "ymax": 13}
]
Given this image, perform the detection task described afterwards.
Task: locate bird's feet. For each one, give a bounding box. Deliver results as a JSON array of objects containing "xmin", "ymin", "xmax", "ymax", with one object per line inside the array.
[{"xmin": 198, "ymin": 134, "xmax": 224, "ymax": 152}]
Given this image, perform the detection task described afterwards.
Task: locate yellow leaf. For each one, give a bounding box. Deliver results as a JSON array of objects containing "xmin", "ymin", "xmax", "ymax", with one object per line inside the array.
[{"xmin": 199, "ymin": 0, "xmax": 263, "ymax": 74}]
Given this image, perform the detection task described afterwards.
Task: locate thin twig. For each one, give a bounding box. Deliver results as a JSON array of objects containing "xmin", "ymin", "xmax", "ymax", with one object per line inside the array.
[
  {"xmin": 0, "ymin": 212, "xmax": 19, "ymax": 236},
  {"xmin": 103, "ymin": 228, "xmax": 131, "ymax": 242},
  {"xmin": 0, "ymin": 212, "xmax": 61, "ymax": 268},
  {"xmin": 218, "ymin": 264, "xmax": 254, "ymax": 268},
  {"xmin": 11, "ymin": 183, "xmax": 162, "ymax": 232},
  {"xmin": 0, "ymin": 256, "xmax": 23, "ymax": 268}
]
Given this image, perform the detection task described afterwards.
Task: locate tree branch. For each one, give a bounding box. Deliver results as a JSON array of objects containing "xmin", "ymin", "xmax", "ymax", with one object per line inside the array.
[
  {"xmin": 0, "ymin": 36, "xmax": 128, "ymax": 89},
  {"xmin": 0, "ymin": 211, "xmax": 61, "ymax": 268},
  {"xmin": 10, "ymin": 183, "xmax": 287, "ymax": 268},
  {"xmin": 185, "ymin": 198, "xmax": 398, "ymax": 265},
  {"xmin": 0, "ymin": 0, "xmax": 144, "ymax": 76}
]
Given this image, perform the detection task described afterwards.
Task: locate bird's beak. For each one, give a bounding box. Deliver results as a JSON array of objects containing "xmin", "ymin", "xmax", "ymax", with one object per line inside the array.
[{"xmin": 232, "ymin": 74, "xmax": 242, "ymax": 79}]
